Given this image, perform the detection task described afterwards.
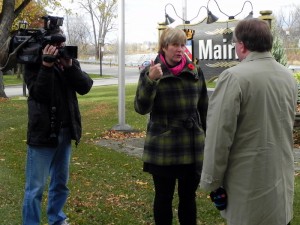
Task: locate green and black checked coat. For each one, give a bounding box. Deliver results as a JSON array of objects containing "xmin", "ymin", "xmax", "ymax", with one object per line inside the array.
[{"xmin": 134, "ymin": 56, "xmax": 208, "ymax": 171}]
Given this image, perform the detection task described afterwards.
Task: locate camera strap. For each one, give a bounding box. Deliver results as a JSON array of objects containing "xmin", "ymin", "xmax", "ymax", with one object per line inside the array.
[
  {"xmin": 42, "ymin": 54, "xmax": 56, "ymax": 63},
  {"xmin": 0, "ymin": 36, "xmax": 33, "ymax": 72}
]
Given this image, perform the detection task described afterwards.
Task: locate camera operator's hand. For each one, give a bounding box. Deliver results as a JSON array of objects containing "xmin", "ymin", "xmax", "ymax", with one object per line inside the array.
[{"xmin": 42, "ymin": 44, "xmax": 58, "ymax": 67}]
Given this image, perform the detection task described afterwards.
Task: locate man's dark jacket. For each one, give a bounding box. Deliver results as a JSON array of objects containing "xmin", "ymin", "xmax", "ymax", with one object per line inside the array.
[{"xmin": 24, "ymin": 59, "xmax": 93, "ymax": 147}]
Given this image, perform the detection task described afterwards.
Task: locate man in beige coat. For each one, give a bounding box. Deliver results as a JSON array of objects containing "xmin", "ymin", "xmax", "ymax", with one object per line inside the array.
[{"xmin": 200, "ymin": 18, "xmax": 298, "ymax": 225}]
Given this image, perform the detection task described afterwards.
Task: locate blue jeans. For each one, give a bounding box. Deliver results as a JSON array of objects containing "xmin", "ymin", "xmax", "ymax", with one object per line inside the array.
[{"xmin": 22, "ymin": 128, "xmax": 72, "ymax": 225}]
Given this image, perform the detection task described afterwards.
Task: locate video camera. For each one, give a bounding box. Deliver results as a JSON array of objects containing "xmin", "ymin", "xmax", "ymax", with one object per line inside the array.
[{"xmin": 10, "ymin": 15, "xmax": 78, "ymax": 64}]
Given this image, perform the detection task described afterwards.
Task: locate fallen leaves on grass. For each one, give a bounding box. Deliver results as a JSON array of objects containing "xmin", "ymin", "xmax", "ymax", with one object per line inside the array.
[
  {"xmin": 135, "ymin": 180, "xmax": 148, "ymax": 186},
  {"xmin": 84, "ymin": 130, "xmax": 146, "ymax": 144},
  {"xmin": 294, "ymin": 103, "xmax": 300, "ymax": 147},
  {"xmin": 102, "ymin": 130, "xmax": 146, "ymax": 140},
  {"xmin": 107, "ymin": 193, "xmax": 129, "ymax": 206},
  {"xmin": 294, "ymin": 128, "xmax": 300, "ymax": 148},
  {"xmin": 0, "ymin": 97, "xmax": 9, "ymax": 103},
  {"xmin": 297, "ymin": 104, "xmax": 300, "ymax": 113}
]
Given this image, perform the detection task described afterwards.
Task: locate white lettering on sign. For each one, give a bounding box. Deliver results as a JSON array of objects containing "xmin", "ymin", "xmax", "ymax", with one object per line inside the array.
[
  {"xmin": 198, "ymin": 39, "xmax": 237, "ymax": 60},
  {"xmin": 199, "ymin": 39, "xmax": 213, "ymax": 60}
]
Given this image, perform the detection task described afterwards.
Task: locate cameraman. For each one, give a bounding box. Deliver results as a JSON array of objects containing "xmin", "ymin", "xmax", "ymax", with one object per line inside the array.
[{"xmin": 22, "ymin": 29, "xmax": 93, "ymax": 225}]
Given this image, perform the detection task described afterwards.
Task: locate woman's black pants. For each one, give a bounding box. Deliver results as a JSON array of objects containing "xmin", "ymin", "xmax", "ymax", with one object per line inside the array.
[{"xmin": 152, "ymin": 173, "xmax": 200, "ymax": 225}]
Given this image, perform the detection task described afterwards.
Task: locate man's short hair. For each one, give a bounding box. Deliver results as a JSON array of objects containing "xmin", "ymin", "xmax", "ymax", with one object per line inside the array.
[{"xmin": 234, "ymin": 18, "xmax": 273, "ymax": 52}]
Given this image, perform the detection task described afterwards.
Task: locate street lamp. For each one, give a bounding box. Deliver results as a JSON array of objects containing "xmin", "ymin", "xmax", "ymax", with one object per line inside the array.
[
  {"xmin": 164, "ymin": 0, "xmax": 254, "ymax": 26},
  {"xmin": 164, "ymin": 3, "xmax": 218, "ymax": 25},
  {"xmin": 207, "ymin": 0, "xmax": 253, "ymax": 20},
  {"xmin": 206, "ymin": 0, "xmax": 254, "ymax": 41},
  {"xmin": 99, "ymin": 38, "xmax": 104, "ymax": 76}
]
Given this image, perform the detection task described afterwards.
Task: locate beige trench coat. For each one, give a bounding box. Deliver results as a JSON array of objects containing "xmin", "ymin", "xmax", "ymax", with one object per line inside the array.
[{"xmin": 200, "ymin": 52, "xmax": 298, "ymax": 225}]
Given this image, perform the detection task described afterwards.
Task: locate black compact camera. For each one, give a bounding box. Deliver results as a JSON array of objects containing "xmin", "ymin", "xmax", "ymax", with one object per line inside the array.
[
  {"xmin": 9, "ymin": 15, "xmax": 78, "ymax": 64},
  {"xmin": 210, "ymin": 187, "xmax": 227, "ymax": 211}
]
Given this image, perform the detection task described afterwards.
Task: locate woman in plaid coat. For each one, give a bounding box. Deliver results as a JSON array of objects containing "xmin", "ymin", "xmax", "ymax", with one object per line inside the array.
[{"xmin": 134, "ymin": 28, "xmax": 208, "ymax": 225}]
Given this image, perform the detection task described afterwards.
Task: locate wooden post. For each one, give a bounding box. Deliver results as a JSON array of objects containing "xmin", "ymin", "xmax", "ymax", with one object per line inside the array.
[
  {"xmin": 157, "ymin": 22, "xmax": 168, "ymax": 42},
  {"xmin": 259, "ymin": 10, "xmax": 274, "ymax": 28}
]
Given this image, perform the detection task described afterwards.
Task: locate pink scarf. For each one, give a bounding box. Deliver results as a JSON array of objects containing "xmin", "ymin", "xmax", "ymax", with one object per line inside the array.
[{"xmin": 159, "ymin": 54, "xmax": 187, "ymax": 76}]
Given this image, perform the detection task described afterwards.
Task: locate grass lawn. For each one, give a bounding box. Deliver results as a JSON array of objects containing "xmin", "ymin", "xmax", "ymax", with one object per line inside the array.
[{"xmin": 0, "ymin": 84, "xmax": 299, "ymax": 225}]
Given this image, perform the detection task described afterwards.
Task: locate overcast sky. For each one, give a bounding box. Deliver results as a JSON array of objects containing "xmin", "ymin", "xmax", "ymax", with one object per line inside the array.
[
  {"xmin": 124, "ymin": 0, "xmax": 300, "ymax": 43},
  {"xmin": 57, "ymin": 0, "xmax": 300, "ymax": 43}
]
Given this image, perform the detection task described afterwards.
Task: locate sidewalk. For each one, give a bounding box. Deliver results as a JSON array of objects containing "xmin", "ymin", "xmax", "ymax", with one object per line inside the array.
[{"xmin": 97, "ymin": 137, "xmax": 300, "ymax": 172}]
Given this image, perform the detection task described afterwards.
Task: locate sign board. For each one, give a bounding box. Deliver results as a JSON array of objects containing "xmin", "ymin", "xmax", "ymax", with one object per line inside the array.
[{"xmin": 177, "ymin": 19, "xmax": 240, "ymax": 80}]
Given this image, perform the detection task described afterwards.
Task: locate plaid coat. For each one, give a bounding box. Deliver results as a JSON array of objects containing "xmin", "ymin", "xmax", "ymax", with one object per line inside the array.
[{"xmin": 134, "ymin": 56, "xmax": 208, "ymax": 171}]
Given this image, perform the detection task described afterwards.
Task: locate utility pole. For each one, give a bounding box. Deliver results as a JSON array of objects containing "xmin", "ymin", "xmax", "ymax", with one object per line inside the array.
[
  {"xmin": 182, "ymin": 0, "xmax": 187, "ymax": 23},
  {"xmin": 99, "ymin": 38, "xmax": 103, "ymax": 76},
  {"xmin": 112, "ymin": 0, "xmax": 131, "ymax": 131}
]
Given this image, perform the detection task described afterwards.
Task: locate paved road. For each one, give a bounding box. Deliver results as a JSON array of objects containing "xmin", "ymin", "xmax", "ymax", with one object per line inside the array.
[
  {"xmin": 4, "ymin": 63, "xmax": 214, "ymax": 97},
  {"xmin": 4, "ymin": 64, "xmax": 140, "ymax": 97},
  {"xmin": 80, "ymin": 63, "xmax": 139, "ymax": 78}
]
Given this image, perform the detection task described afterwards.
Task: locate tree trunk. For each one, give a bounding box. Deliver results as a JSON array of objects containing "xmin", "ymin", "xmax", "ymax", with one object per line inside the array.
[
  {"xmin": 0, "ymin": 1, "xmax": 16, "ymax": 99},
  {"xmin": 0, "ymin": 71, "xmax": 8, "ymax": 98},
  {"xmin": 0, "ymin": 1, "xmax": 15, "ymax": 47},
  {"xmin": 0, "ymin": 0, "xmax": 38, "ymax": 99}
]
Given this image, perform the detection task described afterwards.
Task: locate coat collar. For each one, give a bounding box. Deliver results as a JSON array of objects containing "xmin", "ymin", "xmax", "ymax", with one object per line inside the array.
[
  {"xmin": 154, "ymin": 55, "xmax": 199, "ymax": 80},
  {"xmin": 242, "ymin": 51, "xmax": 273, "ymax": 63}
]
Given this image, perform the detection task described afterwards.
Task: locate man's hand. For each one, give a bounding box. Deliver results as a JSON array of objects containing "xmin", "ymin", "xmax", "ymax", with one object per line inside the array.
[
  {"xmin": 210, "ymin": 187, "xmax": 227, "ymax": 211},
  {"xmin": 148, "ymin": 60, "xmax": 163, "ymax": 80},
  {"xmin": 42, "ymin": 44, "xmax": 58, "ymax": 67}
]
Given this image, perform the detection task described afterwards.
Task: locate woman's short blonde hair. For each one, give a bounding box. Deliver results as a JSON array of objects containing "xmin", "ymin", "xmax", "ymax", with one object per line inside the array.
[{"xmin": 158, "ymin": 28, "xmax": 187, "ymax": 54}]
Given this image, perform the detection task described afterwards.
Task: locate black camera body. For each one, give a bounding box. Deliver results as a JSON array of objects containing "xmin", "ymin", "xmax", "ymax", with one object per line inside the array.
[
  {"xmin": 10, "ymin": 15, "xmax": 78, "ymax": 64},
  {"xmin": 57, "ymin": 46, "xmax": 78, "ymax": 59}
]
